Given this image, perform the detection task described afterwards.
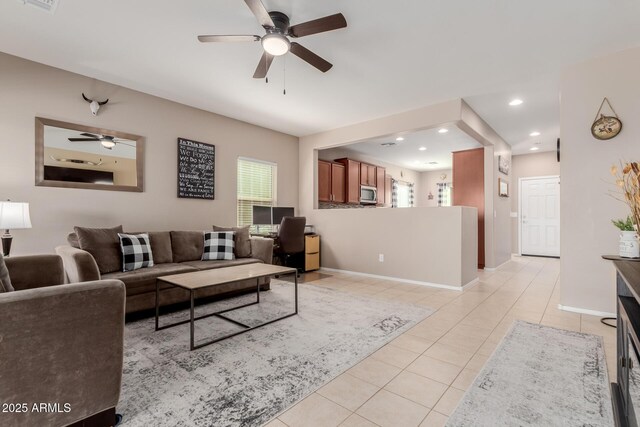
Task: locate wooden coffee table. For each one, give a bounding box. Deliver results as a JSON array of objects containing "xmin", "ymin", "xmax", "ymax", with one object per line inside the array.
[{"xmin": 155, "ymin": 263, "xmax": 298, "ymax": 350}]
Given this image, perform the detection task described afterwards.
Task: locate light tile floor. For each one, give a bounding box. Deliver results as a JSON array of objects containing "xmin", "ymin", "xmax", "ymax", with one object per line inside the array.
[{"xmin": 264, "ymin": 256, "xmax": 616, "ymax": 427}]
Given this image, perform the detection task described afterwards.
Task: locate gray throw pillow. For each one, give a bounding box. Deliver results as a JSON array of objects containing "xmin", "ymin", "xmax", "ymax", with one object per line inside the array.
[
  {"xmin": 0, "ymin": 254, "xmax": 14, "ymax": 292},
  {"xmin": 74, "ymin": 225, "xmax": 124, "ymax": 274},
  {"xmin": 213, "ymin": 225, "xmax": 251, "ymax": 258}
]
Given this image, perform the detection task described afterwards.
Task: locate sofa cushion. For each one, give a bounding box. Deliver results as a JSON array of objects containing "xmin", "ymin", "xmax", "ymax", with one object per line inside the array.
[
  {"xmin": 182, "ymin": 258, "xmax": 263, "ymax": 271},
  {"xmin": 170, "ymin": 231, "xmax": 204, "ymax": 263},
  {"xmin": 118, "ymin": 233, "xmax": 154, "ymax": 272},
  {"xmin": 74, "ymin": 225, "xmax": 124, "ymax": 274},
  {"xmin": 148, "ymin": 232, "xmax": 172, "ymax": 264},
  {"xmin": 213, "ymin": 225, "xmax": 251, "ymax": 258},
  {"xmin": 67, "ymin": 232, "xmax": 80, "ymax": 248},
  {"xmin": 101, "ymin": 263, "xmax": 197, "ymax": 296},
  {"xmin": 202, "ymin": 231, "xmax": 235, "ymax": 261},
  {"xmin": 0, "ymin": 254, "xmax": 14, "ymax": 292},
  {"xmin": 125, "ymin": 231, "xmax": 173, "ymax": 264}
]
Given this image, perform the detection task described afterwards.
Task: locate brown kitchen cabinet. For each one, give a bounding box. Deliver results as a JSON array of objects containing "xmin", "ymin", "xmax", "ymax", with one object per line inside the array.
[
  {"xmin": 384, "ymin": 174, "xmax": 392, "ymax": 207},
  {"xmin": 360, "ymin": 163, "xmax": 377, "ymax": 187},
  {"xmin": 335, "ymin": 158, "xmax": 361, "ymax": 204},
  {"xmin": 318, "ymin": 160, "xmax": 345, "ymax": 203},
  {"xmin": 376, "ymin": 167, "xmax": 386, "ymax": 205}
]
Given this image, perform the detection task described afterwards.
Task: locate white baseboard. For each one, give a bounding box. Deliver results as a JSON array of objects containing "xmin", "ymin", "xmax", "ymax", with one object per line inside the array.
[
  {"xmin": 319, "ymin": 267, "xmax": 476, "ymax": 292},
  {"xmin": 483, "ymin": 259, "xmax": 512, "ymax": 272},
  {"xmin": 557, "ymin": 304, "xmax": 616, "ymax": 318}
]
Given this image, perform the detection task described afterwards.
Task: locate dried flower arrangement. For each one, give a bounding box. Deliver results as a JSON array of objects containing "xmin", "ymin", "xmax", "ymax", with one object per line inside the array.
[{"xmin": 610, "ymin": 162, "xmax": 640, "ymax": 229}]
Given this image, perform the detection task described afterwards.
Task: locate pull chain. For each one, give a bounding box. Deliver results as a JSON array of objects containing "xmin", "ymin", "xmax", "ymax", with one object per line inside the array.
[{"xmin": 283, "ymin": 55, "xmax": 287, "ymax": 95}]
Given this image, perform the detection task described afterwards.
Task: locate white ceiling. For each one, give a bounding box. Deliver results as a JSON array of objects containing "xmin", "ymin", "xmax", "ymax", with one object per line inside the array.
[
  {"xmin": 45, "ymin": 126, "xmax": 137, "ymax": 159},
  {"xmin": 1, "ymin": 1, "xmax": 640, "ymax": 139},
  {"xmin": 465, "ymin": 75, "xmax": 560, "ymax": 155},
  {"xmin": 336, "ymin": 126, "xmax": 481, "ymax": 172}
]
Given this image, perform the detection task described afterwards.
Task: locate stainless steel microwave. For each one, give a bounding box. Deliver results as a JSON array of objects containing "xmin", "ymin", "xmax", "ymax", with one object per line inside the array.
[{"xmin": 360, "ymin": 185, "xmax": 377, "ymax": 204}]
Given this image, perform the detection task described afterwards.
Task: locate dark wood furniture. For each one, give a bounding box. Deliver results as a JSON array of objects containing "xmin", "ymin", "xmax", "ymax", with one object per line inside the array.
[
  {"xmin": 608, "ymin": 258, "xmax": 640, "ymax": 427},
  {"xmin": 452, "ymin": 147, "xmax": 485, "ymax": 268},
  {"xmin": 318, "ymin": 160, "xmax": 345, "ymax": 203}
]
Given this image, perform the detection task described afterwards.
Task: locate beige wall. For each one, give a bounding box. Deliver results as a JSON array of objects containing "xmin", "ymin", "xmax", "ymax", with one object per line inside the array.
[
  {"xmin": 560, "ymin": 46, "xmax": 640, "ymax": 314},
  {"xmin": 510, "ymin": 151, "xmax": 560, "ymax": 254},
  {"xmin": 318, "ymin": 206, "xmax": 478, "ymax": 288},
  {"xmin": 460, "ymin": 101, "xmax": 513, "ymax": 268},
  {"xmin": 416, "ymin": 169, "xmax": 453, "ymax": 208},
  {"xmin": 299, "ymin": 99, "xmax": 510, "ymax": 288},
  {"xmin": 0, "ymin": 52, "xmax": 299, "ymax": 255}
]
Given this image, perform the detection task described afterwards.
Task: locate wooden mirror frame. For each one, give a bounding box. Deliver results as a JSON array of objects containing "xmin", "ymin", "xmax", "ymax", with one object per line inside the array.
[{"xmin": 35, "ymin": 117, "xmax": 144, "ymax": 192}]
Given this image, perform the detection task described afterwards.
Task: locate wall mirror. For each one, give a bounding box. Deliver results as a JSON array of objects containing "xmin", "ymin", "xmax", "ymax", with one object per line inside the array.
[{"xmin": 35, "ymin": 117, "xmax": 144, "ymax": 192}]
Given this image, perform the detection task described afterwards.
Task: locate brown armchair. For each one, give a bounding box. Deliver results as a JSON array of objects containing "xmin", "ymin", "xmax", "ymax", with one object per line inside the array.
[{"xmin": 0, "ymin": 255, "xmax": 125, "ymax": 427}]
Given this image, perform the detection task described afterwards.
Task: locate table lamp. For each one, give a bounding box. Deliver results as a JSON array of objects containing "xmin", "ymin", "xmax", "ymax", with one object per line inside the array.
[{"xmin": 0, "ymin": 201, "xmax": 32, "ymax": 256}]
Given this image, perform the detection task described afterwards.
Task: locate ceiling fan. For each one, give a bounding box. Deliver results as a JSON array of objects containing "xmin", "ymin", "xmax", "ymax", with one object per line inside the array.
[
  {"xmin": 68, "ymin": 133, "xmax": 135, "ymax": 150},
  {"xmin": 198, "ymin": 0, "xmax": 347, "ymax": 78}
]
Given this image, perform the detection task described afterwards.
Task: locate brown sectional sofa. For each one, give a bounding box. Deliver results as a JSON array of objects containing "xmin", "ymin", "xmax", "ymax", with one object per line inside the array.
[{"xmin": 56, "ymin": 230, "xmax": 274, "ymax": 314}]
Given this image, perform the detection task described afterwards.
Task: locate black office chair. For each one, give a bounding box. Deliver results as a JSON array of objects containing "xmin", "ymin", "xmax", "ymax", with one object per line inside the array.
[{"xmin": 274, "ymin": 216, "xmax": 306, "ymax": 273}]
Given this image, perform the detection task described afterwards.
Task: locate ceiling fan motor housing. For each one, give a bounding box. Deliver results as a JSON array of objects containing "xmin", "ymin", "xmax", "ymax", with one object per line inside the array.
[{"xmin": 268, "ymin": 11, "xmax": 290, "ymax": 33}]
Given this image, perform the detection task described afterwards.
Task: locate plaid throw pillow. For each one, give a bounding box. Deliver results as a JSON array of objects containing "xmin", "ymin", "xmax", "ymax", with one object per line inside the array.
[
  {"xmin": 202, "ymin": 231, "xmax": 235, "ymax": 261},
  {"xmin": 118, "ymin": 233, "xmax": 154, "ymax": 272}
]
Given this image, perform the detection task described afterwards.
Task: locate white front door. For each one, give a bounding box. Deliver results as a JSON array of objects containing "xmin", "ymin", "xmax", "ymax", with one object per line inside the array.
[{"xmin": 520, "ymin": 176, "xmax": 560, "ymax": 257}]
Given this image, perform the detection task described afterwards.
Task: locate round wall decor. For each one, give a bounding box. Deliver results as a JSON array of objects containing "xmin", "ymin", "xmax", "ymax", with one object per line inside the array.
[{"xmin": 591, "ymin": 97, "xmax": 622, "ymax": 140}]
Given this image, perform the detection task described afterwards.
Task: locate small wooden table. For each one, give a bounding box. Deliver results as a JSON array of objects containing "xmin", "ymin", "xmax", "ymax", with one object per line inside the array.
[{"xmin": 155, "ymin": 263, "xmax": 298, "ymax": 350}]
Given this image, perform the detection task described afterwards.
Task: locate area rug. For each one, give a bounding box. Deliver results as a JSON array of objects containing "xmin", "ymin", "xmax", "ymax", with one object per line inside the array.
[
  {"xmin": 447, "ymin": 321, "xmax": 613, "ymax": 427},
  {"xmin": 118, "ymin": 281, "xmax": 433, "ymax": 427}
]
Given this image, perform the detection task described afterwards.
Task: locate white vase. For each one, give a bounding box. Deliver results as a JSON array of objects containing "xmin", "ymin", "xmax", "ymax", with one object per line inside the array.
[{"xmin": 619, "ymin": 230, "xmax": 640, "ymax": 258}]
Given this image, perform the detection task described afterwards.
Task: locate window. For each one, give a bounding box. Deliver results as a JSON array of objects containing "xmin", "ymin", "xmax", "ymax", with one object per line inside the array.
[
  {"xmin": 437, "ymin": 183, "xmax": 452, "ymax": 207},
  {"xmin": 237, "ymin": 158, "xmax": 277, "ymax": 230},
  {"xmin": 393, "ymin": 180, "xmax": 415, "ymax": 208}
]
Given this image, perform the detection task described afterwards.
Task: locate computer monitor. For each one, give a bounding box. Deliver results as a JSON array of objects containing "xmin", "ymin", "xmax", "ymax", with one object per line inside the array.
[
  {"xmin": 252, "ymin": 205, "xmax": 273, "ymax": 226},
  {"xmin": 272, "ymin": 207, "xmax": 295, "ymax": 226}
]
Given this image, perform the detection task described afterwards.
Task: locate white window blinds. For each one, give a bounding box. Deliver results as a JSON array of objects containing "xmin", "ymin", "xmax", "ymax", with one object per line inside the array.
[{"xmin": 237, "ymin": 158, "xmax": 277, "ymax": 229}]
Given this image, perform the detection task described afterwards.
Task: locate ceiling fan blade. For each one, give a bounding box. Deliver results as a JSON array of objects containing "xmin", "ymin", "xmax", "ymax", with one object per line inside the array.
[
  {"xmin": 244, "ymin": 0, "xmax": 275, "ymax": 28},
  {"xmin": 80, "ymin": 132, "xmax": 100, "ymax": 138},
  {"xmin": 253, "ymin": 52, "xmax": 274, "ymax": 79},
  {"xmin": 198, "ymin": 35, "xmax": 261, "ymax": 43},
  {"xmin": 290, "ymin": 42, "xmax": 332, "ymax": 72},
  {"xmin": 68, "ymin": 138, "xmax": 99, "ymax": 142},
  {"xmin": 288, "ymin": 13, "xmax": 347, "ymax": 38}
]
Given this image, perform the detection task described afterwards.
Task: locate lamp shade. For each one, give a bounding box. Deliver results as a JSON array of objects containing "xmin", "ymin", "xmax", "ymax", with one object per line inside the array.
[{"xmin": 0, "ymin": 202, "xmax": 32, "ymax": 229}]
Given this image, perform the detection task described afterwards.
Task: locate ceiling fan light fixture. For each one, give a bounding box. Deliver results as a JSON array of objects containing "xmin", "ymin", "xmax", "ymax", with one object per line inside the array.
[
  {"xmin": 101, "ymin": 140, "xmax": 116, "ymax": 149},
  {"xmin": 261, "ymin": 34, "xmax": 290, "ymax": 56}
]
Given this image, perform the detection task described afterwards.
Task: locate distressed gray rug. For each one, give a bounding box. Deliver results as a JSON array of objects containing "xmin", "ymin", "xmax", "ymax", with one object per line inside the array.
[
  {"xmin": 118, "ymin": 281, "xmax": 433, "ymax": 427},
  {"xmin": 447, "ymin": 321, "xmax": 613, "ymax": 427}
]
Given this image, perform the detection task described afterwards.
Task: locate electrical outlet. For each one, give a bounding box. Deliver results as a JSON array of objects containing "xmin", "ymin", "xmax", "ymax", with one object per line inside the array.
[{"xmin": 378, "ymin": 254, "xmax": 384, "ymax": 262}]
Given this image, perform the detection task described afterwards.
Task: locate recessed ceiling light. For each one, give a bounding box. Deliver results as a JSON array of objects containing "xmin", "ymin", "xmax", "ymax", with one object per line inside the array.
[
  {"xmin": 530, "ymin": 147, "xmax": 539, "ymax": 151},
  {"xmin": 509, "ymin": 99, "xmax": 523, "ymax": 106},
  {"xmin": 396, "ymin": 137, "xmax": 404, "ymax": 141},
  {"xmin": 529, "ymin": 131, "xmax": 541, "ymax": 137},
  {"xmin": 419, "ymin": 147, "xmax": 427, "ymax": 151},
  {"xmin": 438, "ymin": 128, "xmax": 449, "ymax": 134}
]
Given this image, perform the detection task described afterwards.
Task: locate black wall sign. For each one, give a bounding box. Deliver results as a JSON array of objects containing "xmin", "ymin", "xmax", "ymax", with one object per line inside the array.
[{"xmin": 177, "ymin": 137, "xmax": 215, "ymax": 199}]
